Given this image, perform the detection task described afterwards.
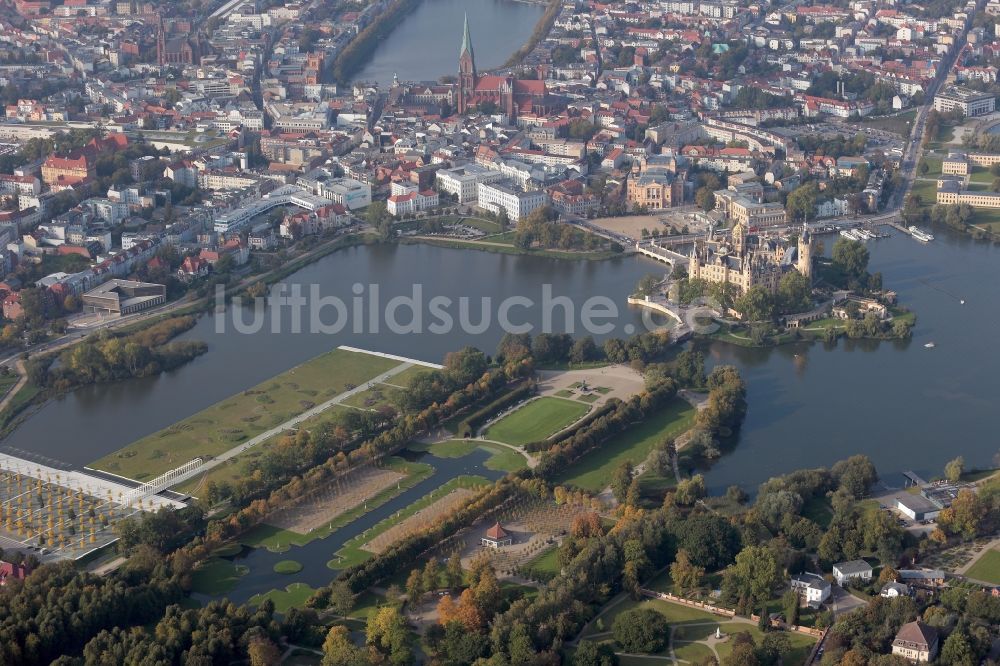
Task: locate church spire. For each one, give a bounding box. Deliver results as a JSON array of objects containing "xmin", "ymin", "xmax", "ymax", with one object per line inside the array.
[{"xmin": 460, "ymin": 13, "xmax": 474, "ymax": 62}]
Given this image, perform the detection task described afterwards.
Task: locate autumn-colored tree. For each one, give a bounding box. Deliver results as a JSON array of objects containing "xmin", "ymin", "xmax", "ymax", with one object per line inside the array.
[
  {"xmin": 670, "ymin": 549, "xmax": 705, "ymax": 595},
  {"xmin": 248, "ymin": 638, "xmax": 281, "ymax": 666},
  {"xmin": 455, "ymin": 588, "xmax": 483, "ymax": 629},
  {"xmin": 571, "ymin": 512, "xmax": 604, "ymax": 539}
]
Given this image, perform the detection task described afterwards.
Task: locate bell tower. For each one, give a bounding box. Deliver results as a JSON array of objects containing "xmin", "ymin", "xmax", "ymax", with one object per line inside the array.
[{"xmin": 458, "ymin": 14, "xmax": 476, "ymax": 114}]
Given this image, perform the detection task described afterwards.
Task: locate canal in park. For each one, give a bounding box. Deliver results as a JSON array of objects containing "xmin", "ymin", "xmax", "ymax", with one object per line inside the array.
[
  {"xmin": 352, "ymin": 0, "xmax": 545, "ymax": 86},
  {"xmin": 194, "ymin": 448, "xmax": 504, "ymax": 606}
]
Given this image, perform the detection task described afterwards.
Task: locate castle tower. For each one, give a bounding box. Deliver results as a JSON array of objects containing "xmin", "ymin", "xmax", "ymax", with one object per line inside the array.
[
  {"xmin": 797, "ymin": 224, "xmax": 813, "ymax": 280},
  {"xmin": 458, "ymin": 14, "xmax": 477, "ymax": 114},
  {"xmin": 732, "ymin": 220, "xmax": 748, "ymax": 257}
]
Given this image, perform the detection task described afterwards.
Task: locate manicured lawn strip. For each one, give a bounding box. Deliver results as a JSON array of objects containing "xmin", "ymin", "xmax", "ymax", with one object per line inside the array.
[
  {"xmin": 714, "ymin": 623, "xmax": 815, "ymax": 662},
  {"xmin": 582, "ymin": 597, "xmax": 722, "ymax": 640},
  {"xmin": 577, "ymin": 394, "xmax": 600, "ymax": 403},
  {"xmin": 240, "ymin": 457, "xmax": 434, "ymax": 552},
  {"xmin": 484, "ymin": 397, "xmax": 589, "ymax": 446},
  {"xmin": 174, "ymin": 405, "xmax": 357, "ymax": 496},
  {"xmin": 909, "ymin": 179, "xmax": 938, "ymax": 206},
  {"xmin": 969, "ymin": 166, "xmax": 994, "ymax": 184},
  {"xmin": 480, "ymin": 443, "xmax": 528, "ymax": 472},
  {"xmin": 555, "ymin": 389, "xmax": 574, "ymax": 398},
  {"xmin": 555, "ymin": 399, "xmax": 696, "ymax": 492},
  {"xmin": 327, "ymin": 475, "xmax": 491, "ymax": 570},
  {"xmin": 673, "ymin": 642, "xmax": 715, "ymax": 662},
  {"xmin": 919, "ymin": 157, "xmax": 943, "ymax": 176},
  {"xmin": 91, "ymin": 348, "xmax": 401, "ymax": 480},
  {"xmin": 190, "ymin": 558, "xmax": 249, "ymax": 596},
  {"xmin": 274, "ymin": 560, "xmax": 303, "ymax": 574},
  {"xmin": 524, "ymin": 546, "xmax": 561, "ymax": 578},
  {"xmin": 966, "ymin": 548, "xmax": 1000, "ymax": 584},
  {"xmin": 414, "ymin": 439, "xmax": 478, "ymax": 458},
  {"xmin": 249, "ymin": 582, "xmax": 316, "ymax": 613},
  {"xmin": 409, "ymin": 439, "xmax": 526, "ymax": 471},
  {"xmin": 969, "ymin": 206, "xmax": 1000, "ymax": 232}
]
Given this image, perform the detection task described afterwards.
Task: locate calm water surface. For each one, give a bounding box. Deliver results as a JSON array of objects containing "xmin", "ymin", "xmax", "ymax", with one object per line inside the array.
[
  {"xmin": 353, "ymin": 0, "xmax": 544, "ymax": 85},
  {"xmin": 5, "ymin": 230, "xmax": 1000, "ymax": 492}
]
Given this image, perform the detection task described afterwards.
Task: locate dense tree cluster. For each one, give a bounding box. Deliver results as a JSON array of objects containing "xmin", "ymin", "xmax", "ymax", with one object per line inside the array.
[{"xmin": 28, "ymin": 316, "xmax": 205, "ymax": 392}]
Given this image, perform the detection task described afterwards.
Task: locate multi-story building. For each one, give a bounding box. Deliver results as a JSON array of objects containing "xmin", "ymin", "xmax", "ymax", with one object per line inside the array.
[
  {"xmin": 891, "ymin": 622, "xmax": 939, "ymax": 663},
  {"xmin": 934, "ymin": 85, "xmax": 996, "ymax": 116},
  {"xmin": 687, "ymin": 222, "xmax": 812, "ymax": 298},
  {"xmin": 436, "ymin": 164, "xmax": 504, "ymax": 203},
  {"xmin": 477, "ymin": 181, "xmax": 548, "ymax": 221}
]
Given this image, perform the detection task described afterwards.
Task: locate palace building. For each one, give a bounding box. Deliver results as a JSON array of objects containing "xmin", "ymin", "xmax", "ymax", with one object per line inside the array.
[
  {"xmin": 688, "ymin": 221, "xmax": 812, "ymax": 296},
  {"xmin": 457, "ymin": 15, "xmax": 561, "ymax": 120}
]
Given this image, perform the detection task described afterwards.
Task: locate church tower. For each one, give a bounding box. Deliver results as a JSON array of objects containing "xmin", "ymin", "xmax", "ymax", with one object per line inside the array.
[
  {"xmin": 796, "ymin": 224, "xmax": 813, "ymax": 281},
  {"xmin": 156, "ymin": 13, "xmax": 166, "ymax": 67},
  {"xmin": 458, "ymin": 14, "xmax": 476, "ymax": 114}
]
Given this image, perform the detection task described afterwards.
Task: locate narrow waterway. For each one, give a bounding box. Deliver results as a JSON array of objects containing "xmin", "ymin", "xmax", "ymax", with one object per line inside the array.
[
  {"xmin": 352, "ymin": 0, "xmax": 545, "ymax": 85},
  {"xmin": 198, "ymin": 448, "xmax": 502, "ymax": 605}
]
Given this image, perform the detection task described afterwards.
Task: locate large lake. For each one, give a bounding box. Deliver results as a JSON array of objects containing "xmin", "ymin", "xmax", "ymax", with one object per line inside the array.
[
  {"xmin": 353, "ymin": 0, "xmax": 545, "ymax": 85},
  {"xmin": 5, "ymin": 229, "xmax": 1000, "ymax": 492}
]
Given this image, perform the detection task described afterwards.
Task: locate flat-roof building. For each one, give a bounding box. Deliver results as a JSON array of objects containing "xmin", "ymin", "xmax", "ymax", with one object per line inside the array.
[
  {"xmin": 934, "ymin": 86, "xmax": 996, "ymax": 117},
  {"xmin": 82, "ymin": 279, "xmax": 166, "ymax": 315}
]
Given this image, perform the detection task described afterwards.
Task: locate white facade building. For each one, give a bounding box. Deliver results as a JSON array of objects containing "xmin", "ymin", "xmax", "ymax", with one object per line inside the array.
[{"xmin": 476, "ymin": 181, "xmax": 548, "ymax": 221}]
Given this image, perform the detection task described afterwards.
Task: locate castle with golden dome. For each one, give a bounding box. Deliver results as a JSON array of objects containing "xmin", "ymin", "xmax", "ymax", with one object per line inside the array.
[{"xmin": 687, "ymin": 222, "xmax": 812, "ymax": 295}]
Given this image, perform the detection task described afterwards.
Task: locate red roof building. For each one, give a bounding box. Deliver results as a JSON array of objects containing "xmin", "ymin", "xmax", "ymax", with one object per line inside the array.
[{"xmin": 481, "ymin": 521, "xmax": 512, "ymax": 549}]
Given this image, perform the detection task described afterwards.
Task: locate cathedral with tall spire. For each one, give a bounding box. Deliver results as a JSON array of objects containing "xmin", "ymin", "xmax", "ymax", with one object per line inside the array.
[{"xmin": 456, "ymin": 14, "xmax": 561, "ymax": 121}]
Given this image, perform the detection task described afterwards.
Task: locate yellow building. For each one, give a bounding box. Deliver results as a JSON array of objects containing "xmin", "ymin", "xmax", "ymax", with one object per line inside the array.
[
  {"xmin": 687, "ymin": 222, "xmax": 812, "ymax": 296},
  {"xmin": 626, "ymin": 172, "xmax": 683, "ymax": 209}
]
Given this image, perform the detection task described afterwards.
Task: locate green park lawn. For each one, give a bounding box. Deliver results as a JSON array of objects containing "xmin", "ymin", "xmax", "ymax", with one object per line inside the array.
[
  {"xmin": 484, "ymin": 397, "xmax": 589, "ymax": 446},
  {"xmin": 582, "ymin": 597, "xmax": 722, "ymax": 640},
  {"xmin": 90, "ymin": 348, "xmax": 401, "ymax": 481},
  {"xmin": 524, "ymin": 546, "xmax": 561, "ymax": 578},
  {"xmin": 238, "ymin": 457, "xmax": 434, "ymax": 552},
  {"xmin": 969, "ymin": 207, "xmax": 1000, "ymax": 232},
  {"xmin": 173, "ymin": 405, "xmax": 354, "ymax": 496},
  {"xmin": 909, "ymin": 179, "xmax": 938, "ymax": 206},
  {"xmin": 189, "ymin": 558, "xmax": 249, "ymax": 596},
  {"xmin": 554, "ymin": 399, "xmax": 696, "ymax": 492},
  {"xmin": 409, "ymin": 439, "xmax": 528, "ymax": 472},
  {"xmin": 274, "ymin": 560, "xmax": 303, "ymax": 574},
  {"xmin": 714, "ymin": 622, "xmax": 816, "ymax": 663},
  {"xmin": 969, "ymin": 166, "xmax": 994, "ymax": 185},
  {"xmin": 249, "ymin": 583, "xmax": 316, "ymax": 613},
  {"xmin": 966, "ymin": 548, "xmax": 1000, "ymax": 584},
  {"xmin": 920, "ymin": 156, "xmax": 943, "ymax": 177}
]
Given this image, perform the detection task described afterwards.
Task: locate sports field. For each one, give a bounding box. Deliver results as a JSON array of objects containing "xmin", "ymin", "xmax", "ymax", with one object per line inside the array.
[
  {"xmin": 553, "ymin": 398, "xmax": 695, "ymax": 492},
  {"xmin": 90, "ymin": 348, "xmax": 402, "ymax": 481},
  {"xmin": 484, "ymin": 397, "xmax": 589, "ymax": 446}
]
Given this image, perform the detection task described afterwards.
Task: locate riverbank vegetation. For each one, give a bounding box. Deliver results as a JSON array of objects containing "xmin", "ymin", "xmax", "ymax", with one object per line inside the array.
[
  {"xmin": 329, "ymin": 0, "xmax": 421, "ymax": 83},
  {"xmin": 21, "ymin": 314, "xmax": 204, "ymax": 402},
  {"xmin": 502, "ymin": 0, "xmax": 562, "ymax": 68}
]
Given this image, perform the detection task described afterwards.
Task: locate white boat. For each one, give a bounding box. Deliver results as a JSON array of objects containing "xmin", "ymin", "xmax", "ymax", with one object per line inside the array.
[
  {"xmin": 856, "ymin": 228, "xmax": 874, "ymax": 240},
  {"xmin": 840, "ymin": 229, "xmax": 861, "ymax": 240},
  {"xmin": 924, "ymin": 342, "xmax": 936, "ymax": 348},
  {"xmin": 909, "ymin": 226, "xmax": 934, "ymax": 242}
]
